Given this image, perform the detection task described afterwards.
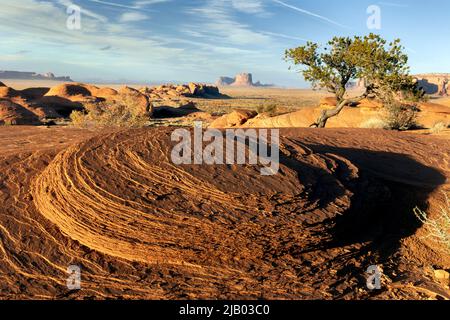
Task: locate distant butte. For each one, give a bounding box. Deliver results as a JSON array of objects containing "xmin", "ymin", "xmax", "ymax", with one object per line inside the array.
[
  {"xmin": 0, "ymin": 70, "xmax": 72, "ymax": 82},
  {"xmin": 216, "ymin": 73, "xmax": 273, "ymax": 87}
]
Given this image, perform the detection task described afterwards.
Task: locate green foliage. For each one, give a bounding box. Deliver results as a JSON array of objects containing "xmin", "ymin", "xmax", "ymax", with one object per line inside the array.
[
  {"xmin": 285, "ymin": 34, "xmax": 419, "ymax": 101},
  {"xmin": 285, "ymin": 34, "xmax": 425, "ymax": 128}
]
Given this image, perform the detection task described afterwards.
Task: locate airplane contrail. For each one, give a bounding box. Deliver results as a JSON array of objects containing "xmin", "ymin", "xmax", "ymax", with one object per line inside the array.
[
  {"xmin": 272, "ymin": 0, "xmax": 350, "ymax": 29},
  {"xmin": 86, "ymin": 0, "xmax": 152, "ymax": 11}
]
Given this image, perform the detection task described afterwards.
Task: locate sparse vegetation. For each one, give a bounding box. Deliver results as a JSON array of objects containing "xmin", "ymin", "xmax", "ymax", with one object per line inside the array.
[
  {"xmin": 70, "ymin": 94, "xmax": 149, "ymax": 128},
  {"xmin": 383, "ymin": 101, "xmax": 418, "ymax": 131},
  {"xmin": 193, "ymin": 87, "xmax": 325, "ymax": 115},
  {"xmin": 285, "ymin": 33, "xmax": 424, "ymax": 128},
  {"xmin": 414, "ymin": 193, "xmax": 450, "ymax": 253},
  {"xmin": 257, "ymin": 102, "xmax": 279, "ymax": 116},
  {"xmin": 430, "ymin": 121, "xmax": 448, "ymax": 134},
  {"xmin": 360, "ymin": 117, "xmax": 388, "ymax": 129}
]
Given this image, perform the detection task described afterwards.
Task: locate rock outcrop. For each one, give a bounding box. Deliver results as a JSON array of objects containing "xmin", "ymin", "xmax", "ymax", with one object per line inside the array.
[
  {"xmin": 0, "ymin": 99, "xmax": 41, "ymax": 125},
  {"xmin": 209, "ymin": 109, "xmax": 258, "ymax": 128},
  {"xmin": 216, "ymin": 77, "xmax": 235, "ymax": 86},
  {"xmin": 209, "ymin": 97, "xmax": 450, "ymax": 130},
  {"xmin": 119, "ymin": 86, "xmax": 152, "ymax": 116},
  {"xmin": 0, "ymin": 81, "xmax": 228, "ymax": 125},
  {"xmin": 216, "ymin": 73, "xmax": 273, "ymax": 87},
  {"xmin": 415, "ymin": 74, "xmax": 450, "ymax": 96},
  {"xmin": 140, "ymin": 83, "xmax": 225, "ymax": 100},
  {"xmin": 232, "ymin": 73, "xmax": 254, "ymax": 87}
]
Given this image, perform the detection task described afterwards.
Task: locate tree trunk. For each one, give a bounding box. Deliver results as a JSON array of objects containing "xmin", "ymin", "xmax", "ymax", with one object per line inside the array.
[
  {"xmin": 313, "ymin": 101, "xmax": 347, "ymax": 128},
  {"xmin": 311, "ymin": 93, "xmax": 369, "ymax": 128}
]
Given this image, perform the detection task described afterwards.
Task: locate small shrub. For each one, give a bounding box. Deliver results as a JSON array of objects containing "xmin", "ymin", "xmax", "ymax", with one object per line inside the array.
[
  {"xmin": 360, "ymin": 118, "xmax": 388, "ymax": 129},
  {"xmin": 70, "ymin": 95, "xmax": 149, "ymax": 128},
  {"xmin": 414, "ymin": 192, "xmax": 450, "ymax": 253},
  {"xmin": 256, "ymin": 103, "xmax": 279, "ymax": 116},
  {"xmin": 383, "ymin": 102, "xmax": 418, "ymax": 131},
  {"xmin": 265, "ymin": 103, "xmax": 278, "ymax": 116},
  {"xmin": 256, "ymin": 104, "xmax": 265, "ymax": 114},
  {"xmin": 430, "ymin": 121, "xmax": 448, "ymax": 134}
]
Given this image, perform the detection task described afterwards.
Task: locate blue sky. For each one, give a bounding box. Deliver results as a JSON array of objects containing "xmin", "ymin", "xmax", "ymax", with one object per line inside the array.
[{"xmin": 0, "ymin": 0, "xmax": 449, "ymax": 87}]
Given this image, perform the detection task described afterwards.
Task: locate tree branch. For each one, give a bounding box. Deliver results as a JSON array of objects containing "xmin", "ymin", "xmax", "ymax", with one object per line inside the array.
[{"xmin": 310, "ymin": 90, "xmax": 370, "ymax": 128}]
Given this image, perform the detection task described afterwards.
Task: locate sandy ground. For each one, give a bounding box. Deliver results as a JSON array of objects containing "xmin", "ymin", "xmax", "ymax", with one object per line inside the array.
[{"xmin": 0, "ymin": 125, "xmax": 448, "ymax": 300}]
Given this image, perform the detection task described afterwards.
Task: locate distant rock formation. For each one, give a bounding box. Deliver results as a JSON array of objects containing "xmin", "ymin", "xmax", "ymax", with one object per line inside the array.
[
  {"xmin": 415, "ymin": 73, "xmax": 449, "ymax": 96},
  {"xmin": 216, "ymin": 77, "xmax": 235, "ymax": 86},
  {"xmin": 0, "ymin": 70, "xmax": 72, "ymax": 82},
  {"xmin": 141, "ymin": 83, "xmax": 227, "ymax": 100},
  {"xmin": 233, "ymin": 73, "xmax": 254, "ymax": 86},
  {"xmin": 216, "ymin": 73, "xmax": 273, "ymax": 87}
]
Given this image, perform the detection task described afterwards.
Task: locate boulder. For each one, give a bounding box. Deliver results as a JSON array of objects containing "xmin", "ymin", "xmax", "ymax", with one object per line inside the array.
[
  {"xmin": 319, "ymin": 96, "xmax": 382, "ymax": 109},
  {"xmin": 45, "ymin": 83, "xmax": 92, "ymax": 98},
  {"xmin": 434, "ymin": 269, "xmax": 450, "ymax": 282},
  {"xmin": 0, "ymin": 86, "xmax": 20, "ymax": 98},
  {"xmin": 188, "ymin": 83, "xmax": 205, "ymax": 96},
  {"xmin": 20, "ymin": 87, "xmax": 50, "ymax": 100},
  {"xmin": 91, "ymin": 87, "xmax": 118, "ymax": 99},
  {"xmin": 33, "ymin": 96, "xmax": 84, "ymax": 118},
  {"xmin": 0, "ymin": 99, "xmax": 41, "ymax": 125},
  {"xmin": 209, "ymin": 109, "xmax": 257, "ymax": 128},
  {"xmin": 119, "ymin": 86, "xmax": 152, "ymax": 116}
]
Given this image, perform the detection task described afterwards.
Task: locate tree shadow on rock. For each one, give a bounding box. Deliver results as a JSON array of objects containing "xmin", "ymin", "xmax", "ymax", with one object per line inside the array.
[{"xmin": 302, "ymin": 144, "xmax": 446, "ymax": 259}]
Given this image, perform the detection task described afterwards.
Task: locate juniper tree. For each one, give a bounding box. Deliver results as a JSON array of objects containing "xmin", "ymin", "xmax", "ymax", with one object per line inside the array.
[{"xmin": 285, "ymin": 33, "xmax": 423, "ymax": 128}]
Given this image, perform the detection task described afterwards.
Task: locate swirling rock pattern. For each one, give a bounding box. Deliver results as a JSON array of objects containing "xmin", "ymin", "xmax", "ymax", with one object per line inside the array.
[
  {"xmin": 32, "ymin": 129, "xmax": 355, "ymax": 270},
  {"xmin": 0, "ymin": 126, "xmax": 448, "ymax": 299}
]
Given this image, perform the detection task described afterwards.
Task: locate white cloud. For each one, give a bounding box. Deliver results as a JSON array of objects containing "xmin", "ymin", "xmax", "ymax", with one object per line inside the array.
[
  {"xmin": 0, "ymin": 0, "xmax": 306, "ymax": 84},
  {"xmin": 186, "ymin": 0, "xmax": 271, "ymax": 46},
  {"xmin": 119, "ymin": 12, "xmax": 149, "ymax": 22},
  {"xmin": 0, "ymin": 0, "xmax": 181, "ymax": 65},
  {"xmin": 231, "ymin": 0, "xmax": 265, "ymax": 14}
]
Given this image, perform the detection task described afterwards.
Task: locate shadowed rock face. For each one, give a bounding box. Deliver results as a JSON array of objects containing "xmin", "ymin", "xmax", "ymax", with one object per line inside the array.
[
  {"xmin": 216, "ymin": 76, "xmax": 235, "ymax": 86},
  {"xmin": 415, "ymin": 74, "xmax": 450, "ymax": 96},
  {"xmin": 0, "ymin": 99, "xmax": 41, "ymax": 125}
]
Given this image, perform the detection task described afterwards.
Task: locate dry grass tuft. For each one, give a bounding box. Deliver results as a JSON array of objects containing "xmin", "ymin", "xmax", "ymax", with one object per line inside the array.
[
  {"xmin": 430, "ymin": 121, "xmax": 448, "ymax": 134},
  {"xmin": 414, "ymin": 192, "xmax": 450, "ymax": 253},
  {"xmin": 70, "ymin": 94, "xmax": 149, "ymax": 128},
  {"xmin": 360, "ymin": 118, "xmax": 388, "ymax": 129}
]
